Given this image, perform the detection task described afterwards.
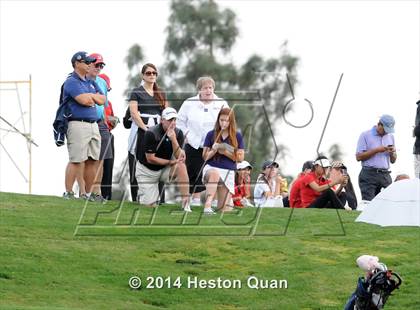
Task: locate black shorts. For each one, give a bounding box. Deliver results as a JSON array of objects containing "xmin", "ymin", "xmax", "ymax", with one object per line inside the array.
[{"xmin": 185, "ymin": 144, "xmax": 206, "ymax": 194}]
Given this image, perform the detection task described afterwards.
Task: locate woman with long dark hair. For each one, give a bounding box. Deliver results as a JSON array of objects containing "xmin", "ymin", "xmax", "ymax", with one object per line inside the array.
[
  {"xmin": 202, "ymin": 108, "xmax": 245, "ymax": 214},
  {"xmin": 128, "ymin": 63, "xmax": 167, "ymax": 201}
]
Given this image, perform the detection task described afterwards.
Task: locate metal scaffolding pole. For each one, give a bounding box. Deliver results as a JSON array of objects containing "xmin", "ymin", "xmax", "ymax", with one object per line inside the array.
[{"xmin": 0, "ymin": 76, "xmax": 37, "ymax": 194}]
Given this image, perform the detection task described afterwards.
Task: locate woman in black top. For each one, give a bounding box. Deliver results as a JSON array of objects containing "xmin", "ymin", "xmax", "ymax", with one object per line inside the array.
[{"xmin": 128, "ymin": 63, "xmax": 167, "ymax": 201}]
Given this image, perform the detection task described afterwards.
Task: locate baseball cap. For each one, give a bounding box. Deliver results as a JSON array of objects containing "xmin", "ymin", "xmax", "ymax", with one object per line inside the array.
[
  {"xmin": 89, "ymin": 53, "xmax": 105, "ymax": 65},
  {"xmin": 71, "ymin": 51, "xmax": 95, "ymax": 65},
  {"xmin": 98, "ymin": 73, "xmax": 111, "ymax": 91},
  {"xmin": 262, "ymin": 160, "xmax": 279, "ymax": 170},
  {"xmin": 301, "ymin": 160, "xmax": 314, "ymax": 172},
  {"xmin": 162, "ymin": 107, "xmax": 178, "ymax": 120},
  {"xmin": 379, "ymin": 114, "xmax": 395, "ymax": 134},
  {"xmin": 313, "ymin": 158, "xmax": 331, "ymax": 168},
  {"xmin": 237, "ymin": 161, "xmax": 253, "ymax": 170},
  {"xmin": 331, "ymin": 161, "xmax": 347, "ymax": 170}
]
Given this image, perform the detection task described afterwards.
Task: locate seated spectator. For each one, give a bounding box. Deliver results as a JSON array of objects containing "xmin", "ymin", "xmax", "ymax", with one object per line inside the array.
[
  {"xmin": 277, "ymin": 173, "xmax": 289, "ymax": 207},
  {"xmin": 136, "ymin": 107, "xmax": 191, "ymax": 211},
  {"xmin": 300, "ymin": 157, "xmax": 352, "ymax": 210},
  {"xmin": 330, "ymin": 161, "xmax": 358, "ymax": 210},
  {"xmin": 289, "ymin": 160, "xmax": 313, "ymax": 208},
  {"xmin": 232, "ymin": 161, "xmax": 254, "ymax": 208},
  {"xmin": 202, "ymin": 108, "xmax": 245, "ymax": 214},
  {"xmin": 254, "ymin": 161, "xmax": 284, "ymax": 208}
]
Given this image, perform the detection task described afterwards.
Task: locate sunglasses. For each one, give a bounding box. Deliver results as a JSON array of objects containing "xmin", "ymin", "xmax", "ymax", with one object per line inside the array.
[
  {"xmin": 144, "ymin": 71, "xmax": 158, "ymax": 76},
  {"xmin": 95, "ymin": 63, "xmax": 105, "ymax": 69},
  {"xmin": 80, "ymin": 60, "xmax": 93, "ymax": 65}
]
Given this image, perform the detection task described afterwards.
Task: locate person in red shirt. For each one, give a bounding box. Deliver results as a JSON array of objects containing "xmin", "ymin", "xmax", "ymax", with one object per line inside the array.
[
  {"xmin": 289, "ymin": 160, "xmax": 313, "ymax": 208},
  {"xmin": 300, "ymin": 157, "xmax": 351, "ymax": 210},
  {"xmin": 98, "ymin": 73, "xmax": 119, "ymax": 200},
  {"xmin": 232, "ymin": 161, "xmax": 253, "ymax": 208}
]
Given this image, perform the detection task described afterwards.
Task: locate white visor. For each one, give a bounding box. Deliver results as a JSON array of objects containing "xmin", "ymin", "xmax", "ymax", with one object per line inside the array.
[{"xmin": 314, "ymin": 159, "xmax": 331, "ymax": 168}]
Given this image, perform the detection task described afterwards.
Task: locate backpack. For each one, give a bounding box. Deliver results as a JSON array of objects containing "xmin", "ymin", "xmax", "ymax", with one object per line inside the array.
[
  {"xmin": 52, "ymin": 78, "xmax": 72, "ymax": 146},
  {"xmin": 123, "ymin": 106, "xmax": 132, "ymax": 129}
]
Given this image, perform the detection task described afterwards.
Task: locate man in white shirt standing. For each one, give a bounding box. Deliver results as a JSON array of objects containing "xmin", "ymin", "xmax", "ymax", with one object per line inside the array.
[{"xmin": 177, "ymin": 77, "xmax": 229, "ymax": 206}]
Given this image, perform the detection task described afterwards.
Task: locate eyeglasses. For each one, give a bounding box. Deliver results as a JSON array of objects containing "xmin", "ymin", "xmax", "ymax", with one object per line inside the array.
[
  {"xmin": 144, "ymin": 71, "xmax": 158, "ymax": 76},
  {"xmin": 80, "ymin": 60, "xmax": 93, "ymax": 65},
  {"xmin": 95, "ymin": 63, "xmax": 105, "ymax": 69}
]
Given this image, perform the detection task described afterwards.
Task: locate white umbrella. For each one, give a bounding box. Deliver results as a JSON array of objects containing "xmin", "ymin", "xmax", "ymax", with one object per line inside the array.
[{"xmin": 356, "ymin": 178, "xmax": 420, "ymax": 227}]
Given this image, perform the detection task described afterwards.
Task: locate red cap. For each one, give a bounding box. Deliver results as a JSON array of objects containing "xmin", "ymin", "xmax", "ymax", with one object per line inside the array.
[
  {"xmin": 89, "ymin": 53, "xmax": 105, "ymax": 65},
  {"xmin": 98, "ymin": 73, "xmax": 111, "ymax": 91}
]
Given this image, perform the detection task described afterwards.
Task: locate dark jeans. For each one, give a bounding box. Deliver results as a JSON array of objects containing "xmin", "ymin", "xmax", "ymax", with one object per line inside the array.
[
  {"xmin": 101, "ymin": 133, "xmax": 114, "ymax": 199},
  {"xmin": 358, "ymin": 167, "xmax": 392, "ymax": 201},
  {"xmin": 185, "ymin": 144, "xmax": 206, "ymax": 194},
  {"xmin": 308, "ymin": 189, "xmax": 345, "ymax": 209}
]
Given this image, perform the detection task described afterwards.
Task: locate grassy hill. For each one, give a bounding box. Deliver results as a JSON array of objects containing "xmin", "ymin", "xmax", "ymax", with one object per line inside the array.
[{"xmin": 0, "ymin": 192, "xmax": 419, "ymax": 309}]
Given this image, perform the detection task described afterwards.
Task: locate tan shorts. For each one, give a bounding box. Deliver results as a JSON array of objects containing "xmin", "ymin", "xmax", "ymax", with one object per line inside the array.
[
  {"xmin": 67, "ymin": 121, "xmax": 101, "ymax": 163},
  {"xmin": 136, "ymin": 162, "xmax": 171, "ymax": 205}
]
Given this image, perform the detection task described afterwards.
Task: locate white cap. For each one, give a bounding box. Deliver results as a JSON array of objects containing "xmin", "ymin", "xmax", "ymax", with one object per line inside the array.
[
  {"xmin": 313, "ymin": 158, "xmax": 331, "ymax": 168},
  {"xmin": 162, "ymin": 107, "xmax": 178, "ymax": 120},
  {"xmin": 237, "ymin": 160, "xmax": 253, "ymax": 170}
]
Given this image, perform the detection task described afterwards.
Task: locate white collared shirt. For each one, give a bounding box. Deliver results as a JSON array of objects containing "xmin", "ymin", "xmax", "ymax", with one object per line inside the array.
[{"xmin": 177, "ymin": 94, "xmax": 229, "ymax": 149}]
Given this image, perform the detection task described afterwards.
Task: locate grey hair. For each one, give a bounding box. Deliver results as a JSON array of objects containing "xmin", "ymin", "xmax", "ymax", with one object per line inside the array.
[{"xmin": 196, "ymin": 76, "xmax": 215, "ymax": 91}]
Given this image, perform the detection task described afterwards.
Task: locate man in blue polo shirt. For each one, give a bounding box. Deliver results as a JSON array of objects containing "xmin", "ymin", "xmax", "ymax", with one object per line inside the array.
[
  {"xmin": 62, "ymin": 51, "xmax": 106, "ymax": 199},
  {"xmin": 356, "ymin": 114, "xmax": 397, "ymax": 201}
]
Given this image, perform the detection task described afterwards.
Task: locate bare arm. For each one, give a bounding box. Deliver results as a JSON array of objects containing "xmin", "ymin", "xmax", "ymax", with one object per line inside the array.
[
  {"xmin": 74, "ymin": 93, "xmax": 95, "ymax": 107},
  {"xmin": 308, "ymin": 177, "xmax": 343, "ymax": 193},
  {"xmin": 168, "ymin": 131, "xmax": 183, "ymax": 159},
  {"xmin": 129, "ymin": 100, "xmax": 148, "ymax": 131},
  {"xmin": 388, "ymin": 146, "xmax": 397, "ymax": 164},
  {"xmin": 274, "ymin": 176, "xmax": 287, "ymax": 197},
  {"xmin": 263, "ymin": 191, "xmax": 274, "ymax": 198},
  {"xmin": 333, "ymin": 175, "xmax": 349, "ymax": 194},
  {"xmin": 244, "ymin": 176, "xmax": 251, "ymax": 198},
  {"xmin": 92, "ymin": 93, "xmax": 106, "ymax": 105},
  {"xmin": 219, "ymin": 148, "xmax": 244, "ymax": 162},
  {"xmin": 145, "ymin": 153, "xmax": 178, "ymax": 166},
  {"xmin": 203, "ymin": 146, "xmax": 218, "ymax": 161},
  {"xmin": 356, "ymin": 146, "xmax": 387, "ymax": 161}
]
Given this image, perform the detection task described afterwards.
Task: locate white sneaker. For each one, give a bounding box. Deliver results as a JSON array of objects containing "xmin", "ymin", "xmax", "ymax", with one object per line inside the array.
[
  {"xmin": 203, "ymin": 208, "xmax": 216, "ymax": 215},
  {"xmin": 246, "ymin": 201, "xmax": 255, "ymax": 208},
  {"xmin": 211, "ymin": 200, "xmax": 218, "ymax": 208},
  {"xmin": 182, "ymin": 202, "xmax": 192, "ymax": 212},
  {"xmin": 241, "ymin": 198, "xmax": 255, "ymax": 208},
  {"xmin": 190, "ymin": 198, "xmax": 201, "ymax": 207}
]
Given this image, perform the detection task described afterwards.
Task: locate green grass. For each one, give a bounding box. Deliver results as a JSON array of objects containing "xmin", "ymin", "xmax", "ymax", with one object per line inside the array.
[{"xmin": 0, "ymin": 192, "xmax": 419, "ymax": 309}]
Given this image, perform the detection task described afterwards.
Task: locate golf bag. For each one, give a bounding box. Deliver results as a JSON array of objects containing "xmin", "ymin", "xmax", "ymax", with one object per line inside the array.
[{"xmin": 344, "ymin": 263, "xmax": 402, "ymax": 310}]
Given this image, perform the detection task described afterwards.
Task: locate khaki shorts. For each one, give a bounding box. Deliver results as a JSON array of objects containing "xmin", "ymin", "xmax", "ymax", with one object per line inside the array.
[
  {"xmin": 136, "ymin": 162, "xmax": 171, "ymax": 205},
  {"xmin": 67, "ymin": 121, "xmax": 101, "ymax": 163}
]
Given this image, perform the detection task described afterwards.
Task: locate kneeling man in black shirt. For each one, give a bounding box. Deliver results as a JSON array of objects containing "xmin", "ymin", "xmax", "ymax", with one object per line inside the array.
[{"xmin": 136, "ymin": 107, "xmax": 191, "ymax": 211}]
